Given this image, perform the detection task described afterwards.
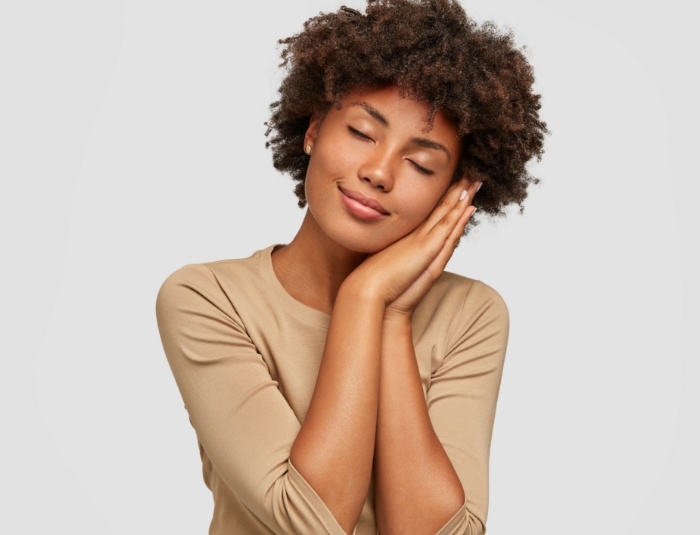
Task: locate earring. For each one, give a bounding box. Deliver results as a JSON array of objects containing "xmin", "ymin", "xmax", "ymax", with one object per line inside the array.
[{"xmin": 304, "ymin": 144, "xmax": 312, "ymax": 155}]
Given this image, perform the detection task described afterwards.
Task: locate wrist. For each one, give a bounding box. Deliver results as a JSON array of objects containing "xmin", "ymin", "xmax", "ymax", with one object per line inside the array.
[
  {"xmin": 338, "ymin": 273, "xmax": 386, "ymax": 309},
  {"xmin": 382, "ymin": 311, "xmax": 413, "ymax": 332}
]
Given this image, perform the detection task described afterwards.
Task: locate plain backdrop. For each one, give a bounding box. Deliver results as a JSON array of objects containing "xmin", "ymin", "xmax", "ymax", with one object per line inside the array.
[{"xmin": 1, "ymin": 0, "xmax": 698, "ymax": 533}]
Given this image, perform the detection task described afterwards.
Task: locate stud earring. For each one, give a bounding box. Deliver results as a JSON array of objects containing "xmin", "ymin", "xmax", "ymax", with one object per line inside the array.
[{"xmin": 304, "ymin": 144, "xmax": 312, "ymax": 155}]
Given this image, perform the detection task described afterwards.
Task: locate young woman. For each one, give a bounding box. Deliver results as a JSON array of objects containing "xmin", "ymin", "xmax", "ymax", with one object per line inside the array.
[{"xmin": 156, "ymin": 1, "xmax": 546, "ymax": 534}]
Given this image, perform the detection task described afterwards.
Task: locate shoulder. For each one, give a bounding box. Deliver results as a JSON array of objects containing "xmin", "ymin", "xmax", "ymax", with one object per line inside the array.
[
  {"xmin": 423, "ymin": 271, "xmax": 508, "ymax": 325},
  {"xmin": 155, "ymin": 246, "xmax": 274, "ymax": 319},
  {"xmin": 430, "ymin": 274, "xmax": 510, "ymax": 374},
  {"xmin": 155, "ymin": 263, "xmax": 224, "ymax": 326},
  {"xmin": 158, "ymin": 262, "xmax": 215, "ymax": 294},
  {"xmin": 413, "ymin": 272, "xmax": 509, "ymax": 359},
  {"xmin": 437, "ymin": 271, "xmax": 506, "ymax": 302}
]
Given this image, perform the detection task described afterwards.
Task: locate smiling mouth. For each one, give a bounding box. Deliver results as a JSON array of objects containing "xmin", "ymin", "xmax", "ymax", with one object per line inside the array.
[{"xmin": 338, "ymin": 187, "xmax": 389, "ymax": 215}]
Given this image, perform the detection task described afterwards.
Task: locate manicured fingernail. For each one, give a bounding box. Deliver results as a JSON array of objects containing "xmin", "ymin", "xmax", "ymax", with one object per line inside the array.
[
  {"xmin": 459, "ymin": 190, "xmax": 468, "ymax": 201},
  {"xmin": 477, "ymin": 182, "xmax": 483, "ymax": 192}
]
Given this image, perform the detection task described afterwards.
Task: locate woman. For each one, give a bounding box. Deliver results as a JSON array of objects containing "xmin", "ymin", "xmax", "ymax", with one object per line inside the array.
[{"xmin": 156, "ymin": 1, "xmax": 546, "ymax": 534}]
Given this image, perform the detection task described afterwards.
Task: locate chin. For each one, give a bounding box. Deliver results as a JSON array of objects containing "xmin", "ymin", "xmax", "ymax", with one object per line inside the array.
[
  {"xmin": 325, "ymin": 227, "xmax": 403, "ymax": 255},
  {"xmin": 307, "ymin": 203, "xmax": 413, "ymax": 255}
]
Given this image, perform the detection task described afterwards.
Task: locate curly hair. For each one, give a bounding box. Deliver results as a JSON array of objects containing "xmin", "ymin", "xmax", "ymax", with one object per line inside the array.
[{"xmin": 265, "ymin": 0, "xmax": 547, "ymax": 220}]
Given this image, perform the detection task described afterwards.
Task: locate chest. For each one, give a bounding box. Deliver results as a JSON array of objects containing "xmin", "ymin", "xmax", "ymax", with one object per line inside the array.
[{"xmin": 246, "ymin": 315, "xmax": 441, "ymax": 423}]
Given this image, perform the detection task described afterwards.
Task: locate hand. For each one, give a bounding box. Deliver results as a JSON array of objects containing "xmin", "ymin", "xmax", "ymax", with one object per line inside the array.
[
  {"xmin": 384, "ymin": 179, "xmax": 480, "ymax": 319},
  {"xmin": 345, "ymin": 178, "xmax": 480, "ymax": 317}
]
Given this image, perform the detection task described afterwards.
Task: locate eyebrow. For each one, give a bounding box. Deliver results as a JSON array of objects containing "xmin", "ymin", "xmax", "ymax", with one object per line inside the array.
[
  {"xmin": 351, "ymin": 101, "xmax": 452, "ymax": 160},
  {"xmin": 355, "ymin": 101, "xmax": 389, "ymax": 126}
]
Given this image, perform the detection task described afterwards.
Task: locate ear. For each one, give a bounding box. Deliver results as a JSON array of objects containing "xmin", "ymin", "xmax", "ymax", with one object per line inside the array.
[{"xmin": 304, "ymin": 114, "xmax": 322, "ymax": 149}]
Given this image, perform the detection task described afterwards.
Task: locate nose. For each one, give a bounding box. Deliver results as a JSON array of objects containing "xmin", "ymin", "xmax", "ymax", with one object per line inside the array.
[{"xmin": 357, "ymin": 149, "xmax": 394, "ymax": 192}]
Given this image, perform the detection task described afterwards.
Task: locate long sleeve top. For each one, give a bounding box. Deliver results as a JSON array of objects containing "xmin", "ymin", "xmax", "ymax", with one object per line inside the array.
[{"xmin": 156, "ymin": 245, "xmax": 509, "ymax": 534}]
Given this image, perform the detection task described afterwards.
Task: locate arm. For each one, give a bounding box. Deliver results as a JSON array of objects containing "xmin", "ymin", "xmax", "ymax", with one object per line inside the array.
[
  {"xmin": 375, "ymin": 282, "xmax": 509, "ymax": 535},
  {"xmin": 291, "ymin": 178, "xmax": 477, "ymax": 532},
  {"xmin": 428, "ymin": 283, "xmax": 509, "ymax": 534},
  {"xmin": 370, "ymin": 176, "xmax": 505, "ymax": 534},
  {"xmin": 156, "ymin": 266, "xmax": 349, "ymax": 535},
  {"xmin": 375, "ymin": 315, "xmax": 465, "ymax": 534},
  {"xmin": 374, "ymin": 315, "xmax": 464, "ymax": 534},
  {"xmin": 290, "ymin": 281, "xmax": 384, "ymax": 533}
]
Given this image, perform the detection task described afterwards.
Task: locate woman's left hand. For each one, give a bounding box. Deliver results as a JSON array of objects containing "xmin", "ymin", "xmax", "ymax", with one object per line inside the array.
[{"xmin": 383, "ymin": 179, "xmax": 480, "ymax": 321}]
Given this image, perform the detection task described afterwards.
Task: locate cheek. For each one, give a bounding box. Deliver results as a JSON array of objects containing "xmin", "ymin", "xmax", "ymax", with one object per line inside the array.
[
  {"xmin": 312, "ymin": 126, "xmax": 362, "ymax": 172},
  {"xmin": 303, "ymin": 154, "xmax": 331, "ymax": 205},
  {"xmin": 397, "ymin": 187, "xmax": 448, "ymax": 226},
  {"xmin": 305, "ymin": 144, "xmax": 348, "ymax": 189},
  {"xmin": 304, "ymin": 142, "xmax": 367, "ymax": 210}
]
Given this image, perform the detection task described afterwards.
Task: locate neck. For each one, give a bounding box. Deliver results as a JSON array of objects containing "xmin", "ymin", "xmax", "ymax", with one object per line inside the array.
[{"xmin": 272, "ymin": 210, "xmax": 367, "ymax": 314}]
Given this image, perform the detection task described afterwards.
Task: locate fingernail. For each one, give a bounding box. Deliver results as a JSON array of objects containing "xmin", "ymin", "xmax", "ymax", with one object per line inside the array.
[
  {"xmin": 477, "ymin": 182, "xmax": 483, "ymax": 192},
  {"xmin": 459, "ymin": 190, "xmax": 468, "ymax": 201}
]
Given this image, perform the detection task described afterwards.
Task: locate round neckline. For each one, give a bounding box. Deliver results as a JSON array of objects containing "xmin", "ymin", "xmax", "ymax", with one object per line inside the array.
[{"xmin": 259, "ymin": 244, "xmax": 331, "ymax": 329}]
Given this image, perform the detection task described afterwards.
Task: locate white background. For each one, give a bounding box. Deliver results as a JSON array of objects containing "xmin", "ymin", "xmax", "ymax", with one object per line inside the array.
[{"xmin": 1, "ymin": 0, "xmax": 698, "ymax": 533}]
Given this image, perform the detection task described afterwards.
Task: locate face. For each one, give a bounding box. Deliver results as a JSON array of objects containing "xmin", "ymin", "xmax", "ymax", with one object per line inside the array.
[{"xmin": 303, "ymin": 85, "xmax": 462, "ymax": 254}]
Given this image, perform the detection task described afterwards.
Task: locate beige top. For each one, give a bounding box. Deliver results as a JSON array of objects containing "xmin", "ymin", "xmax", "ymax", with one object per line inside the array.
[{"xmin": 156, "ymin": 245, "xmax": 508, "ymax": 535}]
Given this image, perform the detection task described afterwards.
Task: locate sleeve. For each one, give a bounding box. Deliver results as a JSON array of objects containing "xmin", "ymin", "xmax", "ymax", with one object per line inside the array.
[
  {"xmin": 155, "ymin": 264, "xmax": 349, "ymax": 535},
  {"xmin": 427, "ymin": 281, "xmax": 509, "ymax": 535}
]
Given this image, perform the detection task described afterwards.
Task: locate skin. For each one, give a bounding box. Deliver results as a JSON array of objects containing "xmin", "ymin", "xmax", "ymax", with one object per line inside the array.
[{"xmin": 272, "ymin": 85, "xmax": 480, "ymax": 534}]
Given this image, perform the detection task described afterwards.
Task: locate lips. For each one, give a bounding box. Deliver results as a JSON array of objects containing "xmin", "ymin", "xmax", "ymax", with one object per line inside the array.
[{"xmin": 338, "ymin": 187, "xmax": 389, "ymax": 215}]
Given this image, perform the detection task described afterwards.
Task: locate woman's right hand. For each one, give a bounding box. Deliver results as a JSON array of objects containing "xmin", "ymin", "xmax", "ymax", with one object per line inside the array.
[{"xmin": 345, "ymin": 178, "xmax": 480, "ymax": 316}]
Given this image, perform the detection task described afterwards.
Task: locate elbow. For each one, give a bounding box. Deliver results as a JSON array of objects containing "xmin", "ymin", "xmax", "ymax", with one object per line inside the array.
[
  {"xmin": 257, "ymin": 461, "xmax": 349, "ymax": 535},
  {"xmin": 443, "ymin": 506, "xmax": 486, "ymax": 535}
]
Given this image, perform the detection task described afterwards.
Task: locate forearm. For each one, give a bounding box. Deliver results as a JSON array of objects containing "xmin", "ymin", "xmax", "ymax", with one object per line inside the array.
[
  {"xmin": 290, "ymin": 278, "xmax": 384, "ymax": 533},
  {"xmin": 375, "ymin": 317, "xmax": 465, "ymax": 535}
]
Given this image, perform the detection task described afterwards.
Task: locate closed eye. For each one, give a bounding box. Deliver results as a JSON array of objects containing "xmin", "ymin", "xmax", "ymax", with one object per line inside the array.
[
  {"xmin": 348, "ymin": 126, "xmax": 373, "ymax": 140},
  {"xmin": 409, "ymin": 160, "xmax": 434, "ymax": 175}
]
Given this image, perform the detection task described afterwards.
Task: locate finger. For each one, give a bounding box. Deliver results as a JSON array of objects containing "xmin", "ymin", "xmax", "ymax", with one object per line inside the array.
[
  {"xmin": 463, "ymin": 180, "xmax": 482, "ymax": 206},
  {"xmin": 425, "ymin": 177, "xmax": 482, "ymax": 230},
  {"xmin": 449, "ymin": 203, "xmax": 476, "ymax": 247},
  {"xmin": 423, "ymin": 205, "xmax": 476, "ymax": 279},
  {"xmin": 439, "ymin": 178, "xmax": 481, "ymax": 230},
  {"xmin": 425, "ymin": 177, "xmax": 477, "ymax": 240},
  {"xmin": 421, "ymin": 178, "xmax": 469, "ymax": 230},
  {"xmin": 451, "ymin": 204, "xmax": 476, "ymax": 246}
]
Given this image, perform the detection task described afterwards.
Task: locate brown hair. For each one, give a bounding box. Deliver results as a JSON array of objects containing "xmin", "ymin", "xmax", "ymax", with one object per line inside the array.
[{"xmin": 265, "ymin": 0, "xmax": 548, "ymax": 220}]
